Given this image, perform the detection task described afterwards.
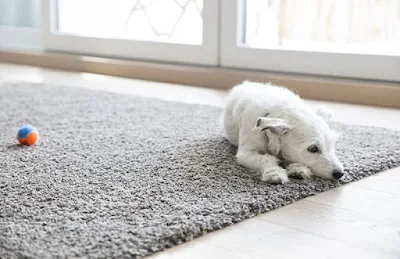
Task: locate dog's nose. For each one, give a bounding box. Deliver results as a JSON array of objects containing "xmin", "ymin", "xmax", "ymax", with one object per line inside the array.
[{"xmin": 332, "ymin": 169, "xmax": 344, "ymax": 179}]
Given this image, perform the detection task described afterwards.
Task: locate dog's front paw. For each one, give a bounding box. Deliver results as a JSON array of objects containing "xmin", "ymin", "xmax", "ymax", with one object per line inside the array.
[
  {"xmin": 261, "ymin": 166, "xmax": 289, "ymax": 184},
  {"xmin": 286, "ymin": 163, "xmax": 312, "ymax": 180}
]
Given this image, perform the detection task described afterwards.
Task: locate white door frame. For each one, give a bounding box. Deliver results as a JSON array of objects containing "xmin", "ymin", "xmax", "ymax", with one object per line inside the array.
[
  {"xmin": 220, "ymin": 0, "xmax": 400, "ymax": 82},
  {"xmin": 41, "ymin": 0, "xmax": 219, "ymax": 65}
]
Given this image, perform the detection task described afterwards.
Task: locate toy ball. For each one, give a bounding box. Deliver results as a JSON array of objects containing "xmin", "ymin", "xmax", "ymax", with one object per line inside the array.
[{"xmin": 17, "ymin": 125, "xmax": 39, "ymax": 146}]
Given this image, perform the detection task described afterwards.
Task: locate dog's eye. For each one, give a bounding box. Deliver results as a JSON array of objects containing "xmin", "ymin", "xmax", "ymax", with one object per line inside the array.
[{"xmin": 307, "ymin": 145, "xmax": 319, "ymax": 153}]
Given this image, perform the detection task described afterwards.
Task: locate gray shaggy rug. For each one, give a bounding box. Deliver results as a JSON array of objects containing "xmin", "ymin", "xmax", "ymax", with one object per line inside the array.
[{"xmin": 1, "ymin": 81, "xmax": 399, "ymax": 259}]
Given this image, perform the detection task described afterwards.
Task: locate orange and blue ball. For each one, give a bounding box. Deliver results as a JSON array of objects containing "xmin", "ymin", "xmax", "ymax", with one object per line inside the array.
[{"xmin": 17, "ymin": 125, "xmax": 39, "ymax": 146}]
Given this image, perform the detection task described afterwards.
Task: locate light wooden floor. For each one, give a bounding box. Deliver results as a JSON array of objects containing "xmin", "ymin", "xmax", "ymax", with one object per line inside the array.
[{"xmin": 1, "ymin": 63, "xmax": 399, "ymax": 259}]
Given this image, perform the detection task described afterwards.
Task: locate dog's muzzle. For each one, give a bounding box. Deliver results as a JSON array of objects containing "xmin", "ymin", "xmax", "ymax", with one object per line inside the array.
[{"xmin": 332, "ymin": 169, "xmax": 344, "ymax": 179}]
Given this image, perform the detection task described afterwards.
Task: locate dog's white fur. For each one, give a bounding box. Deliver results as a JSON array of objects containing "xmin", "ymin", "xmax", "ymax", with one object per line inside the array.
[{"xmin": 223, "ymin": 81, "xmax": 344, "ymax": 184}]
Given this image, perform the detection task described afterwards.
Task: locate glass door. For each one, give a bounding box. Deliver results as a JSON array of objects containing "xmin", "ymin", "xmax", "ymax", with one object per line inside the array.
[
  {"xmin": 221, "ymin": 0, "xmax": 400, "ymax": 81},
  {"xmin": 41, "ymin": 0, "xmax": 219, "ymax": 65}
]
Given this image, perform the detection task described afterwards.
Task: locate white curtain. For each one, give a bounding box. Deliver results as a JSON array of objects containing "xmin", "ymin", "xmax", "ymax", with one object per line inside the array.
[{"xmin": 0, "ymin": 0, "xmax": 40, "ymax": 27}]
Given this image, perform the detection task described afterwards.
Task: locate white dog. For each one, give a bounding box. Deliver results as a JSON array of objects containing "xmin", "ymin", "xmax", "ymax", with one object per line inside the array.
[{"xmin": 223, "ymin": 81, "xmax": 344, "ymax": 184}]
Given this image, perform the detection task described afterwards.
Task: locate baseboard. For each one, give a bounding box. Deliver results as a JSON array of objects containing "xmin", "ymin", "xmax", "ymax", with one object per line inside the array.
[{"xmin": 1, "ymin": 50, "xmax": 399, "ymax": 108}]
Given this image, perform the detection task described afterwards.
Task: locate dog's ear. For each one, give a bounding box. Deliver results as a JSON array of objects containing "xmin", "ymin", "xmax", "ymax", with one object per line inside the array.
[
  {"xmin": 254, "ymin": 117, "xmax": 290, "ymax": 135},
  {"xmin": 316, "ymin": 106, "xmax": 333, "ymax": 121}
]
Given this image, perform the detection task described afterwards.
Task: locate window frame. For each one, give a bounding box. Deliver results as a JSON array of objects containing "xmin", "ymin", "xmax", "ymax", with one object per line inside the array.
[
  {"xmin": 220, "ymin": 0, "xmax": 400, "ymax": 82},
  {"xmin": 41, "ymin": 0, "xmax": 219, "ymax": 65},
  {"xmin": 1, "ymin": 0, "xmax": 399, "ymax": 82}
]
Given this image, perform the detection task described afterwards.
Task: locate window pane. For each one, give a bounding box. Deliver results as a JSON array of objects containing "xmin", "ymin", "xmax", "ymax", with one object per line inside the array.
[
  {"xmin": 0, "ymin": 0, "xmax": 40, "ymax": 28},
  {"xmin": 56, "ymin": 0, "xmax": 203, "ymax": 45},
  {"xmin": 243, "ymin": 0, "xmax": 400, "ymax": 55}
]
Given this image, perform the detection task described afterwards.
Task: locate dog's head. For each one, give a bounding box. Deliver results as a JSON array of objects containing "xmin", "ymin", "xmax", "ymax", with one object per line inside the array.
[{"xmin": 254, "ymin": 106, "xmax": 344, "ymax": 180}]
